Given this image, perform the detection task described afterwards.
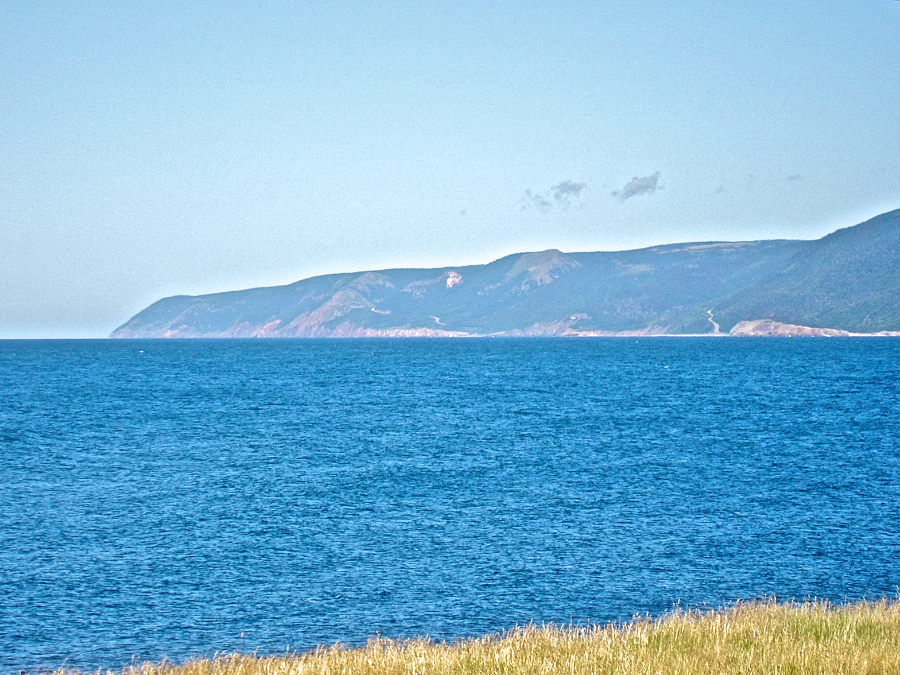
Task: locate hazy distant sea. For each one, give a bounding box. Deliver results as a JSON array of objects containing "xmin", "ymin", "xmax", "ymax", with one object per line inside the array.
[{"xmin": 1, "ymin": 338, "xmax": 899, "ymax": 673}]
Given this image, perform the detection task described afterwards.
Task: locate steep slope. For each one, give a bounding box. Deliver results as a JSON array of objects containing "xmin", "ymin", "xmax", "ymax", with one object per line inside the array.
[
  {"xmin": 111, "ymin": 210, "xmax": 900, "ymax": 338},
  {"xmin": 713, "ymin": 210, "xmax": 900, "ymax": 332}
]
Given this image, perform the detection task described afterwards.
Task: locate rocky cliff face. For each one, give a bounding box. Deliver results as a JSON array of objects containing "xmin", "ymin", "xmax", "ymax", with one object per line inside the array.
[
  {"xmin": 729, "ymin": 320, "xmax": 900, "ymax": 337},
  {"xmin": 112, "ymin": 210, "xmax": 900, "ymax": 338}
]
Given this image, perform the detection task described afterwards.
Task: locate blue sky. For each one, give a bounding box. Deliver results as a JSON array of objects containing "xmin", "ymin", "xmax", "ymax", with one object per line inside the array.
[{"xmin": 2, "ymin": 1, "xmax": 899, "ymax": 338}]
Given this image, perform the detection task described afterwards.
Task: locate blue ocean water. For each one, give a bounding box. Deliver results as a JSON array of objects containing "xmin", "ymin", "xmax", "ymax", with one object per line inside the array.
[{"xmin": 1, "ymin": 338, "xmax": 898, "ymax": 672}]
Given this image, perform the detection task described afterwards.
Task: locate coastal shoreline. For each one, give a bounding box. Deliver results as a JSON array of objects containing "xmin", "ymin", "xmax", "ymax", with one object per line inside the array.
[{"xmin": 42, "ymin": 600, "xmax": 900, "ymax": 675}]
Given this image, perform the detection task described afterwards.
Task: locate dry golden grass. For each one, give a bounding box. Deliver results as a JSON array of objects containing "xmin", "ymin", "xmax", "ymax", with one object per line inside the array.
[{"xmin": 84, "ymin": 600, "xmax": 900, "ymax": 675}]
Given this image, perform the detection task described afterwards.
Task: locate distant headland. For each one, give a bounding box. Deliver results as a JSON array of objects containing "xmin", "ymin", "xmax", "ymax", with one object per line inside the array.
[{"xmin": 112, "ymin": 210, "xmax": 900, "ymax": 338}]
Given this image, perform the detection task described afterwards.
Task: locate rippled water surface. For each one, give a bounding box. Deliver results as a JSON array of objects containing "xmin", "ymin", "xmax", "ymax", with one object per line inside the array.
[{"xmin": 1, "ymin": 338, "xmax": 899, "ymax": 672}]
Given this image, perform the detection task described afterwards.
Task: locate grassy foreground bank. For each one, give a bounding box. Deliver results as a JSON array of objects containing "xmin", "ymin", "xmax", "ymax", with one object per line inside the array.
[{"xmin": 90, "ymin": 601, "xmax": 900, "ymax": 675}]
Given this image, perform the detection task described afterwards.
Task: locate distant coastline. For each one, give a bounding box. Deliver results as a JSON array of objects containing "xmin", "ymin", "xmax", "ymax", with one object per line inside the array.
[
  {"xmin": 112, "ymin": 209, "xmax": 900, "ymax": 339},
  {"xmin": 568, "ymin": 320, "xmax": 900, "ymax": 338},
  {"xmin": 110, "ymin": 319, "xmax": 900, "ymax": 339}
]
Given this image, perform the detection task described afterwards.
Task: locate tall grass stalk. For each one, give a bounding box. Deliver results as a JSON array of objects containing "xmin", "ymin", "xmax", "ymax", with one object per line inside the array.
[{"xmin": 78, "ymin": 600, "xmax": 900, "ymax": 675}]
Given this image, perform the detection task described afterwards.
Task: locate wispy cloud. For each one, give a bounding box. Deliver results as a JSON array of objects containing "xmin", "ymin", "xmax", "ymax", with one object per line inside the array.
[
  {"xmin": 551, "ymin": 180, "xmax": 587, "ymax": 202},
  {"xmin": 523, "ymin": 189, "xmax": 553, "ymax": 212},
  {"xmin": 612, "ymin": 172, "xmax": 660, "ymax": 201},
  {"xmin": 522, "ymin": 180, "xmax": 587, "ymax": 212}
]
